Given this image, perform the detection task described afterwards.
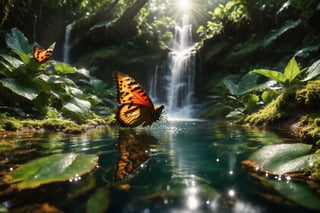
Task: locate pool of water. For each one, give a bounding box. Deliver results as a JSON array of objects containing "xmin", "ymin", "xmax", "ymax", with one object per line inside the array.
[{"xmin": 0, "ymin": 121, "xmax": 318, "ymax": 212}]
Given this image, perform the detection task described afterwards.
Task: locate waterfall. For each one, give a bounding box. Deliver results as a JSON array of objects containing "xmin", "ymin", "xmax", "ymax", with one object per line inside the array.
[
  {"xmin": 63, "ymin": 23, "xmax": 73, "ymax": 63},
  {"xmin": 149, "ymin": 15, "xmax": 196, "ymax": 120}
]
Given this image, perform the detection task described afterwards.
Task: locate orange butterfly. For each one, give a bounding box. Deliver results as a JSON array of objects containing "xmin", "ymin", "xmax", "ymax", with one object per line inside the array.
[
  {"xmin": 33, "ymin": 42, "xmax": 56, "ymax": 63},
  {"xmin": 114, "ymin": 71, "xmax": 164, "ymax": 127}
]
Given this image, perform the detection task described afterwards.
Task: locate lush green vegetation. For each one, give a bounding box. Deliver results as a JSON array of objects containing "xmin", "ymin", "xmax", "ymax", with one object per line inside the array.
[
  {"xmin": 1, "ymin": 0, "xmax": 320, "ymax": 134},
  {"xmin": 1, "ymin": 1, "xmax": 320, "ymax": 212},
  {"xmin": 0, "ymin": 28, "xmax": 114, "ymax": 131}
]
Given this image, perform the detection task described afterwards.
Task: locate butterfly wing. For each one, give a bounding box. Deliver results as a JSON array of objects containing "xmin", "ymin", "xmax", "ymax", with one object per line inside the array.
[
  {"xmin": 116, "ymin": 104, "xmax": 158, "ymax": 127},
  {"xmin": 113, "ymin": 72, "xmax": 154, "ymax": 108},
  {"xmin": 114, "ymin": 72, "xmax": 164, "ymax": 127},
  {"xmin": 33, "ymin": 42, "xmax": 56, "ymax": 63}
]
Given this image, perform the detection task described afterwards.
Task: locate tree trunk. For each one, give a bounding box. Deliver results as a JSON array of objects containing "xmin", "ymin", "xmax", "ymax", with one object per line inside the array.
[{"xmin": 111, "ymin": 0, "xmax": 149, "ymax": 36}]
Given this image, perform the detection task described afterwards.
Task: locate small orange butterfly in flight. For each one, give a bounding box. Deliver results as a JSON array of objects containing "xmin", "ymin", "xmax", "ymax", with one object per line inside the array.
[
  {"xmin": 33, "ymin": 42, "xmax": 56, "ymax": 63},
  {"xmin": 114, "ymin": 71, "xmax": 164, "ymax": 127}
]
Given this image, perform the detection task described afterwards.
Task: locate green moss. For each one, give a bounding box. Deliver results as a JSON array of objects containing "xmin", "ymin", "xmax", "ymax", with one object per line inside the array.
[
  {"xmin": 242, "ymin": 92, "xmax": 284, "ymax": 125},
  {"xmin": 311, "ymin": 153, "xmax": 320, "ymax": 181},
  {"xmin": 297, "ymin": 114, "xmax": 320, "ymax": 143},
  {"xmin": 41, "ymin": 119, "xmax": 84, "ymax": 133},
  {"xmin": 0, "ymin": 113, "xmax": 110, "ymax": 134},
  {"xmin": 0, "ymin": 115, "xmax": 23, "ymax": 131},
  {"xmin": 243, "ymin": 80, "xmax": 320, "ymax": 142},
  {"xmin": 296, "ymin": 80, "xmax": 320, "ymax": 109}
]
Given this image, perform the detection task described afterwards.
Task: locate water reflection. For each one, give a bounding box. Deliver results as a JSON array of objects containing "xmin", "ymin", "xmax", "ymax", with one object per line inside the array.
[
  {"xmin": 1, "ymin": 121, "xmax": 316, "ymax": 213},
  {"xmin": 114, "ymin": 129, "xmax": 158, "ymax": 180}
]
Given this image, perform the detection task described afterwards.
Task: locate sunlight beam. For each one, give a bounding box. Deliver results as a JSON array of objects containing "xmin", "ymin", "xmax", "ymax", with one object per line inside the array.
[{"xmin": 178, "ymin": 0, "xmax": 191, "ymax": 13}]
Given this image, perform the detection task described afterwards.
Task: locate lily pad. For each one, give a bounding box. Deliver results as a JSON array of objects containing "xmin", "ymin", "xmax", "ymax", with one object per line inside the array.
[
  {"xmin": 248, "ymin": 143, "xmax": 316, "ymax": 174},
  {"xmin": 10, "ymin": 153, "xmax": 98, "ymax": 189},
  {"xmin": 270, "ymin": 180, "xmax": 320, "ymax": 210},
  {"xmin": 245, "ymin": 143, "xmax": 320, "ymax": 210}
]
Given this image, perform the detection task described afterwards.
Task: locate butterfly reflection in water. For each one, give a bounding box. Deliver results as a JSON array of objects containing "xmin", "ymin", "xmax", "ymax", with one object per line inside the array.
[
  {"xmin": 114, "ymin": 129, "xmax": 158, "ymax": 180},
  {"xmin": 33, "ymin": 42, "xmax": 56, "ymax": 63},
  {"xmin": 113, "ymin": 71, "xmax": 164, "ymax": 127}
]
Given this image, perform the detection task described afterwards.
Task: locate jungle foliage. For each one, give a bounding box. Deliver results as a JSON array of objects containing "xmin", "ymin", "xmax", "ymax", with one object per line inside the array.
[
  {"xmin": 207, "ymin": 57, "xmax": 320, "ymax": 120},
  {"xmin": 0, "ymin": 28, "xmax": 115, "ymax": 123}
]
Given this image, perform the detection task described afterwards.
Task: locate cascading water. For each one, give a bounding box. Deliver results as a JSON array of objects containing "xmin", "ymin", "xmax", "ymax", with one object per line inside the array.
[
  {"xmin": 149, "ymin": 15, "xmax": 196, "ymax": 120},
  {"xmin": 63, "ymin": 23, "xmax": 73, "ymax": 63}
]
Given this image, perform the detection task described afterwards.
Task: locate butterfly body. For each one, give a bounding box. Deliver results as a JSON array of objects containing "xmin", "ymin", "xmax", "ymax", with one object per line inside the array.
[
  {"xmin": 114, "ymin": 72, "xmax": 164, "ymax": 127},
  {"xmin": 33, "ymin": 42, "xmax": 56, "ymax": 63}
]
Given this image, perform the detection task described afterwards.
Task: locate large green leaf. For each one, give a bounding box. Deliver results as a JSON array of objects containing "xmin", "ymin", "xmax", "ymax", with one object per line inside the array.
[
  {"xmin": 246, "ymin": 143, "xmax": 320, "ymax": 209},
  {"xmin": 269, "ymin": 180, "xmax": 320, "ymax": 210},
  {"xmin": 0, "ymin": 54, "xmax": 24, "ymax": 69},
  {"xmin": 5, "ymin": 28, "xmax": 32, "ymax": 54},
  {"xmin": 13, "ymin": 50, "xmax": 31, "ymax": 65},
  {"xmin": 54, "ymin": 63, "xmax": 77, "ymax": 74},
  {"xmin": 0, "ymin": 78, "xmax": 39, "ymax": 100},
  {"xmin": 10, "ymin": 153, "xmax": 98, "ymax": 189},
  {"xmin": 62, "ymin": 97, "xmax": 92, "ymax": 121},
  {"xmin": 36, "ymin": 74, "xmax": 76, "ymax": 86},
  {"xmin": 63, "ymin": 97, "xmax": 91, "ymax": 114},
  {"xmin": 254, "ymin": 69, "xmax": 286, "ymax": 85},
  {"xmin": 283, "ymin": 57, "xmax": 301, "ymax": 83},
  {"xmin": 263, "ymin": 20, "xmax": 302, "ymax": 47},
  {"xmin": 248, "ymin": 143, "xmax": 315, "ymax": 174},
  {"xmin": 302, "ymin": 59, "xmax": 320, "ymax": 82},
  {"xmin": 76, "ymin": 68, "xmax": 91, "ymax": 78},
  {"xmin": 223, "ymin": 72, "xmax": 277, "ymax": 96}
]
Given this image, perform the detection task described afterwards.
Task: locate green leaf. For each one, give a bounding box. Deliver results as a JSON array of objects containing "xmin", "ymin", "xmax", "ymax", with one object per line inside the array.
[
  {"xmin": 261, "ymin": 90, "xmax": 279, "ymax": 104},
  {"xmin": 62, "ymin": 97, "xmax": 92, "ymax": 121},
  {"xmin": 63, "ymin": 97, "xmax": 91, "ymax": 113},
  {"xmin": 226, "ymin": 110, "xmax": 244, "ymax": 120},
  {"xmin": 269, "ymin": 180, "xmax": 320, "ymax": 210},
  {"xmin": 65, "ymin": 86, "xmax": 84, "ymax": 96},
  {"xmin": 13, "ymin": 50, "xmax": 31, "ymax": 65},
  {"xmin": 283, "ymin": 57, "xmax": 301, "ymax": 82},
  {"xmin": 248, "ymin": 143, "xmax": 314, "ymax": 174},
  {"xmin": 5, "ymin": 28, "xmax": 32, "ymax": 53},
  {"xmin": 36, "ymin": 74, "xmax": 76, "ymax": 86},
  {"xmin": 242, "ymin": 94, "xmax": 259, "ymax": 112},
  {"xmin": 54, "ymin": 63, "xmax": 77, "ymax": 74},
  {"xmin": 0, "ymin": 78, "xmax": 39, "ymax": 100},
  {"xmin": 302, "ymin": 59, "xmax": 320, "ymax": 81},
  {"xmin": 0, "ymin": 54, "xmax": 23, "ymax": 69},
  {"xmin": 263, "ymin": 20, "xmax": 302, "ymax": 47},
  {"xmin": 254, "ymin": 69, "xmax": 286, "ymax": 85},
  {"xmin": 86, "ymin": 188, "xmax": 110, "ymax": 213},
  {"xmin": 10, "ymin": 153, "xmax": 98, "ymax": 189},
  {"xmin": 76, "ymin": 68, "xmax": 91, "ymax": 78},
  {"xmin": 222, "ymin": 75, "xmax": 239, "ymax": 95},
  {"xmin": 237, "ymin": 72, "xmax": 260, "ymax": 95}
]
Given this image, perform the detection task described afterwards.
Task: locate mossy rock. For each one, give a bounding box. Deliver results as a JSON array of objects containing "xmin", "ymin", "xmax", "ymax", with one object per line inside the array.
[
  {"xmin": 296, "ymin": 80, "xmax": 320, "ymax": 110},
  {"xmin": 242, "ymin": 92, "xmax": 288, "ymax": 126}
]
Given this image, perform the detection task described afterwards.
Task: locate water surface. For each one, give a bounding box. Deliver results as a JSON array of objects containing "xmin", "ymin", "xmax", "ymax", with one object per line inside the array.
[{"xmin": 0, "ymin": 121, "xmax": 317, "ymax": 212}]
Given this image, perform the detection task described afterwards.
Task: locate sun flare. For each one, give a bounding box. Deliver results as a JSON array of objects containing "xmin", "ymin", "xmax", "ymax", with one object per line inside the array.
[{"xmin": 178, "ymin": 0, "xmax": 191, "ymax": 12}]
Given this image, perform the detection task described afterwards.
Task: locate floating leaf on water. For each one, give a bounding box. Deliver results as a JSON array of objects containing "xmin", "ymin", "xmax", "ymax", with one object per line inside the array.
[
  {"xmin": 248, "ymin": 143, "xmax": 313, "ymax": 174},
  {"xmin": 9, "ymin": 153, "xmax": 98, "ymax": 189},
  {"xmin": 244, "ymin": 143, "xmax": 320, "ymax": 210},
  {"xmin": 269, "ymin": 179, "xmax": 320, "ymax": 210},
  {"xmin": 86, "ymin": 187, "xmax": 110, "ymax": 213}
]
